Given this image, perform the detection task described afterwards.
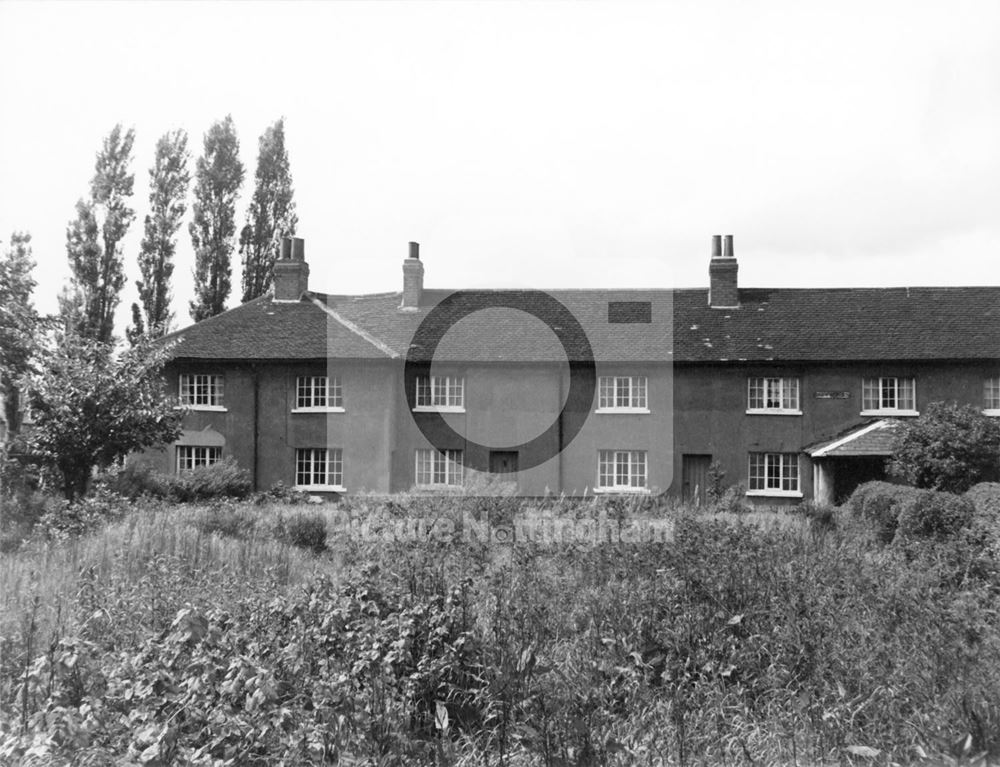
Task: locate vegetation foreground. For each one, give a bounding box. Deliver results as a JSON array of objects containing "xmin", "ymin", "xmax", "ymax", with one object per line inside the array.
[{"xmin": 2, "ymin": 487, "xmax": 1000, "ymax": 766}]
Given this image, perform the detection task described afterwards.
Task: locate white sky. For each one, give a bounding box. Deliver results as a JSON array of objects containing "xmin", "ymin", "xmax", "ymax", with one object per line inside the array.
[{"xmin": 1, "ymin": 0, "xmax": 998, "ymax": 334}]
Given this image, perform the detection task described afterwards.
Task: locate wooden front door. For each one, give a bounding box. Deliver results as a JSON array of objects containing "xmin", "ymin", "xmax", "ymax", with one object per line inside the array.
[
  {"xmin": 489, "ymin": 451, "xmax": 518, "ymax": 475},
  {"xmin": 682, "ymin": 454, "xmax": 712, "ymax": 506}
]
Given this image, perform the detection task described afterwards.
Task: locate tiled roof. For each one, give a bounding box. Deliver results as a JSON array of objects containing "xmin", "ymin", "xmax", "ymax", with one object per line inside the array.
[
  {"xmin": 164, "ymin": 285, "xmax": 1000, "ymax": 364},
  {"xmin": 805, "ymin": 419, "xmax": 902, "ymax": 457}
]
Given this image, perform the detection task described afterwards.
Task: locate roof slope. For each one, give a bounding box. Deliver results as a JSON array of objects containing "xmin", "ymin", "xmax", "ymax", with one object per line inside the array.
[{"xmin": 165, "ymin": 285, "xmax": 1000, "ymax": 363}]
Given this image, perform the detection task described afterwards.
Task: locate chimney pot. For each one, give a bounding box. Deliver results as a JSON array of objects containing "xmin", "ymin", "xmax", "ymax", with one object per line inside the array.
[
  {"xmin": 273, "ymin": 236, "xmax": 309, "ymax": 301},
  {"xmin": 409, "ymin": 241, "xmax": 420, "ymax": 260},
  {"xmin": 711, "ymin": 234, "xmax": 722, "ymax": 259},
  {"xmin": 723, "ymin": 234, "xmax": 734, "ymax": 258}
]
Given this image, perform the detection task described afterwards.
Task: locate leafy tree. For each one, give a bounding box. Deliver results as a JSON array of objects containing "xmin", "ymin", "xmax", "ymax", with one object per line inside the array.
[
  {"xmin": 239, "ymin": 118, "xmax": 298, "ymax": 303},
  {"xmin": 0, "ymin": 232, "xmax": 39, "ymax": 439},
  {"xmin": 64, "ymin": 124, "xmax": 136, "ymax": 343},
  {"xmin": 130, "ymin": 129, "xmax": 191, "ymax": 341},
  {"xmin": 189, "ymin": 116, "xmax": 244, "ymax": 322},
  {"xmin": 21, "ymin": 335, "xmax": 183, "ymax": 500},
  {"xmin": 888, "ymin": 401, "xmax": 1000, "ymax": 493}
]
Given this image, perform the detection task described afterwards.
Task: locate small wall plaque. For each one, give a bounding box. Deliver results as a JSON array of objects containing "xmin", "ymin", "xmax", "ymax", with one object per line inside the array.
[{"xmin": 814, "ymin": 391, "xmax": 851, "ymax": 399}]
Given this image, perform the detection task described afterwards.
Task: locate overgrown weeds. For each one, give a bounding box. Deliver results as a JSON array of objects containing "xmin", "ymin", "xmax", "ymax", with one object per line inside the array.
[{"xmin": 2, "ymin": 491, "xmax": 1000, "ymax": 764}]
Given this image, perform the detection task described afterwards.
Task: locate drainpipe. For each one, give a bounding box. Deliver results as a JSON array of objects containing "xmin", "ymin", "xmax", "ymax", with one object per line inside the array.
[{"xmin": 252, "ymin": 363, "xmax": 260, "ymax": 491}]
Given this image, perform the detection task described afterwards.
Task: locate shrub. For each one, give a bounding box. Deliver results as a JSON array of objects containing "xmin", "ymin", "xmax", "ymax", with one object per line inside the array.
[
  {"xmin": 169, "ymin": 457, "xmax": 252, "ymax": 502},
  {"xmin": 847, "ymin": 481, "xmax": 921, "ymax": 543},
  {"xmin": 888, "ymin": 402, "xmax": 1000, "ymax": 493},
  {"xmin": 895, "ymin": 490, "xmax": 974, "ymax": 542},
  {"xmin": 99, "ymin": 461, "xmax": 170, "ymax": 499},
  {"xmin": 275, "ymin": 512, "xmax": 328, "ymax": 553},
  {"xmin": 31, "ymin": 488, "xmax": 132, "ymax": 540},
  {"xmin": 254, "ymin": 480, "xmax": 311, "ymax": 506}
]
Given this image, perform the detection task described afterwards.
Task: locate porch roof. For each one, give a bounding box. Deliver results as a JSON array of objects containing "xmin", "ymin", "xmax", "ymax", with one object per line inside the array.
[{"xmin": 805, "ymin": 419, "xmax": 902, "ymax": 458}]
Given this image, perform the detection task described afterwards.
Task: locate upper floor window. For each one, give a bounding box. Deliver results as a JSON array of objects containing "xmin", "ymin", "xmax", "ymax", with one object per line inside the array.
[
  {"xmin": 295, "ymin": 447, "xmax": 343, "ymax": 489},
  {"xmin": 415, "ymin": 448, "xmax": 463, "ymax": 487},
  {"xmin": 986, "ymin": 376, "xmax": 1000, "ymax": 414},
  {"xmin": 415, "ymin": 375, "xmax": 464, "ymax": 411},
  {"xmin": 597, "ymin": 449, "xmax": 647, "ymax": 492},
  {"xmin": 176, "ymin": 445, "xmax": 221, "ymax": 472},
  {"xmin": 747, "ymin": 377, "xmax": 800, "ymax": 414},
  {"xmin": 747, "ymin": 452, "xmax": 800, "ymax": 496},
  {"xmin": 179, "ymin": 374, "xmax": 224, "ymax": 409},
  {"xmin": 597, "ymin": 376, "xmax": 648, "ymax": 412},
  {"xmin": 861, "ymin": 377, "xmax": 916, "ymax": 415},
  {"xmin": 295, "ymin": 375, "xmax": 343, "ymax": 410}
]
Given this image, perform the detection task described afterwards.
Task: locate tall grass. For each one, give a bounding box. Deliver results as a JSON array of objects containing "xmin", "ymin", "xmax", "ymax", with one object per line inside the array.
[
  {"xmin": 0, "ymin": 502, "xmax": 340, "ymax": 677},
  {"xmin": 2, "ymin": 492, "xmax": 1000, "ymax": 764}
]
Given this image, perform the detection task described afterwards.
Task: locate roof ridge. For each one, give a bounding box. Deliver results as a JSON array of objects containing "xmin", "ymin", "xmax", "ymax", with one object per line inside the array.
[{"xmin": 306, "ymin": 294, "xmax": 399, "ymax": 359}]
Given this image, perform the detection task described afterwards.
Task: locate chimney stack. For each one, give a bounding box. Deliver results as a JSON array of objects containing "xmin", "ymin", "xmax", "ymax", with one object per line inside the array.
[
  {"xmin": 708, "ymin": 234, "xmax": 739, "ymax": 308},
  {"xmin": 401, "ymin": 241, "xmax": 424, "ymax": 309},
  {"xmin": 273, "ymin": 235, "xmax": 309, "ymax": 301}
]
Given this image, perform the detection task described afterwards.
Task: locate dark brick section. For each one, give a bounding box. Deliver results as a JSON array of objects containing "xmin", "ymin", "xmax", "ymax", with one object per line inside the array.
[{"xmin": 608, "ymin": 301, "xmax": 652, "ymax": 323}]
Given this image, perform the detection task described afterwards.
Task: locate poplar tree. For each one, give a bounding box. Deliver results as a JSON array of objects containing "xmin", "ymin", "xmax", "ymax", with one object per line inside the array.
[
  {"xmin": 63, "ymin": 124, "xmax": 136, "ymax": 343},
  {"xmin": 189, "ymin": 116, "xmax": 244, "ymax": 322},
  {"xmin": 239, "ymin": 118, "xmax": 298, "ymax": 303},
  {"xmin": 130, "ymin": 129, "xmax": 190, "ymax": 340},
  {"xmin": 0, "ymin": 232, "xmax": 39, "ymax": 439}
]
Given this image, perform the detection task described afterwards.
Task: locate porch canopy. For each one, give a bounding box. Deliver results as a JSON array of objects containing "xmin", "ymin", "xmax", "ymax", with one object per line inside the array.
[{"xmin": 805, "ymin": 420, "xmax": 902, "ymax": 504}]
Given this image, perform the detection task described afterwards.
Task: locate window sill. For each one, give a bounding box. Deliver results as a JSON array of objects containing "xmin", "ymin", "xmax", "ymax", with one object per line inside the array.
[
  {"xmin": 175, "ymin": 405, "xmax": 228, "ymax": 412},
  {"xmin": 745, "ymin": 409, "xmax": 802, "ymax": 416},
  {"xmin": 593, "ymin": 486, "xmax": 650, "ymax": 494},
  {"xmin": 859, "ymin": 409, "xmax": 919, "ymax": 417},
  {"xmin": 413, "ymin": 406, "xmax": 466, "ymax": 413},
  {"xmin": 746, "ymin": 489, "xmax": 803, "ymax": 499},
  {"xmin": 291, "ymin": 407, "xmax": 346, "ymax": 413},
  {"xmin": 984, "ymin": 409, "xmax": 1000, "ymax": 417},
  {"xmin": 414, "ymin": 483, "xmax": 464, "ymax": 490},
  {"xmin": 293, "ymin": 484, "xmax": 345, "ymax": 493},
  {"xmin": 595, "ymin": 407, "xmax": 651, "ymax": 414}
]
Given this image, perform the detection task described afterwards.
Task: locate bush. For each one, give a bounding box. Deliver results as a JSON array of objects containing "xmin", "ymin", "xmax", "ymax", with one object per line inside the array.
[
  {"xmin": 105, "ymin": 457, "xmax": 253, "ymax": 503},
  {"xmin": 895, "ymin": 490, "xmax": 974, "ymax": 542},
  {"xmin": 888, "ymin": 402, "xmax": 1000, "ymax": 493},
  {"xmin": 168, "ymin": 457, "xmax": 252, "ymax": 502},
  {"xmin": 99, "ymin": 461, "xmax": 170, "ymax": 499},
  {"xmin": 31, "ymin": 488, "xmax": 132, "ymax": 540},
  {"xmin": 847, "ymin": 481, "xmax": 921, "ymax": 543},
  {"xmin": 254, "ymin": 480, "xmax": 311, "ymax": 506},
  {"xmin": 276, "ymin": 512, "xmax": 328, "ymax": 553}
]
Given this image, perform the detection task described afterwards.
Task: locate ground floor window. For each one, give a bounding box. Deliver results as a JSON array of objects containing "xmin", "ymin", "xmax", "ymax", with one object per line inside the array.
[
  {"xmin": 748, "ymin": 452, "xmax": 799, "ymax": 493},
  {"xmin": 597, "ymin": 450, "xmax": 647, "ymax": 490},
  {"xmin": 415, "ymin": 448, "xmax": 463, "ymax": 486},
  {"xmin": 986, "ymin": 376, "xmax": 1000, "ymax": 411},
  {"xmin": 176, "ymin": 445, "xmax": 221, "ymax": 472},
  {"xmin": 296, "ymin": 448, "xmax": 343, "ymax": 487}
]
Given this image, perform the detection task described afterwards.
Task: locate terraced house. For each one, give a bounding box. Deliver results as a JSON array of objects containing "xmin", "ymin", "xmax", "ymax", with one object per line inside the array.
[{"xmin": 146, "ymin": 235, "xmax": 1000, "ymax": 505}]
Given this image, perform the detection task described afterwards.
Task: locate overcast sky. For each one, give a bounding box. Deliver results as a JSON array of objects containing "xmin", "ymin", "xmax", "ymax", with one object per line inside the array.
[{"xmin": 1, "ymin": 0, "xmax": 998, "ymax": 334}]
